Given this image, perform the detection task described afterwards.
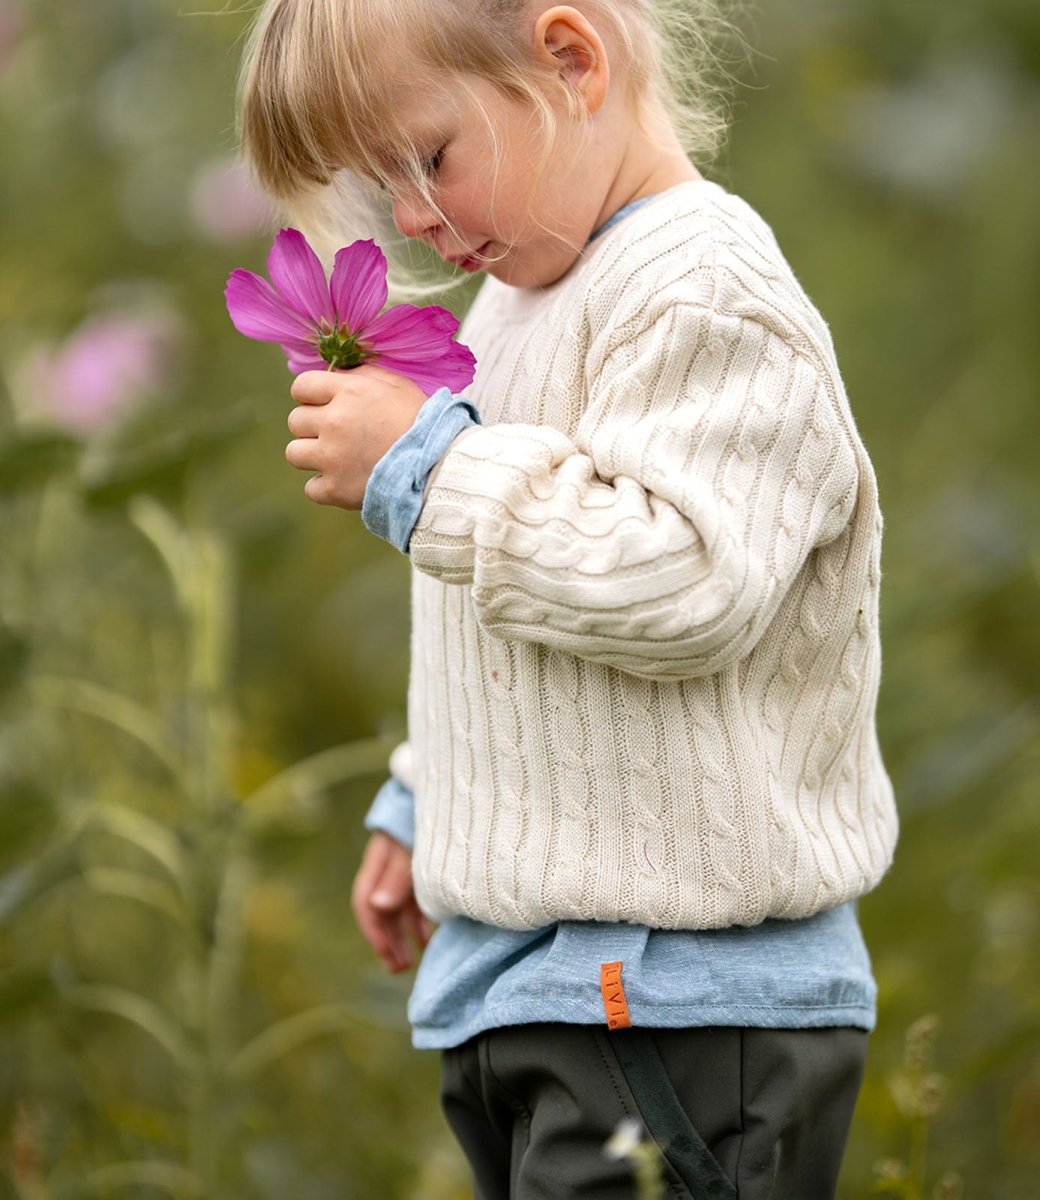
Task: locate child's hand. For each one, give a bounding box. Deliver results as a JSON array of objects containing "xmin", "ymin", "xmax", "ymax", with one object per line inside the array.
[
  {"xmin": 285, "ymin": 364, "xmax": 427, "ymax": 509},
  {"xmin": 351, "ymin": 831, "xmax": 432, "ymax": 973}
]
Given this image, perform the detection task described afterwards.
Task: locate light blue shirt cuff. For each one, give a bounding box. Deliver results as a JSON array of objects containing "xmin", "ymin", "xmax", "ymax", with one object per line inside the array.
[
  {"xmin": 361, "ymin": 386, "xmax": 482, "ymax": 553},
  {"xmin": 363, "ymin": 777, "xmax": 415, "ymax": 850}
]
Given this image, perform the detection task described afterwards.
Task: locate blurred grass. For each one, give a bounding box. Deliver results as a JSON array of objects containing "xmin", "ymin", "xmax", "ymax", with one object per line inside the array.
[{"xmin": 1, "ymin": 0, "xmax": 1039, "ymax": 1195}]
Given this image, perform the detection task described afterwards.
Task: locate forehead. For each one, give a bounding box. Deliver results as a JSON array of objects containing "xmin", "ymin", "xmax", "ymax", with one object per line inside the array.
[
  {"xmin": 387, "ymin": 76, "xmax": 468, "ymax": 139},
  {"xmin": 394, "ymin": 75, "xmax": 533, "ymax": 146},
  {"xmin": 367, "ymin": 75, "xmax": 499, "ymax": 174},
  {"xmin": 345, "ymin": 70, "xmax": 528, "ymax": 183},
  {"xmin": 329, "ymin": 74, "xmax": 449, "ymax": 181}
]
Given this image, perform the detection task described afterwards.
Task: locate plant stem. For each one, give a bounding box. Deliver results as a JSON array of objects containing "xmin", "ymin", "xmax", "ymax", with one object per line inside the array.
[
  {"xmin": 906, "ymin": 1113, "xmax": 928, "ymax": 1200},
  {"xmin": 151, "ymin": 507, "xmax": 239, "ymax": 1195}
]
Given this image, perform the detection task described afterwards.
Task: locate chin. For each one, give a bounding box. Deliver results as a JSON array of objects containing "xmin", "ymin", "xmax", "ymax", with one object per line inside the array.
[{"xmin": 494, "ymin": 252, "xmax": 581, "ymax": 289}]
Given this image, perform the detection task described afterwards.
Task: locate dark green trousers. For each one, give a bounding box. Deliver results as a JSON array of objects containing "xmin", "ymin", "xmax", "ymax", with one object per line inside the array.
[{"xmin": 440, "ymin": 1023, "xmax": 867, "ymax": 1199}]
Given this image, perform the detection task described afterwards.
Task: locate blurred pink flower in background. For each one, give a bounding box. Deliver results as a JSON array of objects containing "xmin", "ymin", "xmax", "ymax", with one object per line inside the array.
[
  {"xmin": 0, "ymin": 3, "xmax": 24, "ymax": 76},
  {"xmin": 21, "ymin": 308, "xmax": 180, "ymax": 433},
  {"xmin": 190, "ymin": 155, "xmax": 274, "ymax": 242}
]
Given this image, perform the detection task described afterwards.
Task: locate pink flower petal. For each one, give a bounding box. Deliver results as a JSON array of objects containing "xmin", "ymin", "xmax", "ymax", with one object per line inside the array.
[
  {"xmin": 225, "ymin": 269, "xmax": 316, "ymax": 344},
  {"xmin": 282, "ymin": 343, "xmax": 327, "ymax": 374},
  {"xmin": 329, "ymin": 240, "xmax": 388, "ymax": 332},
  {"xmin": 376, "ymin": 340, "xmax": 477, "ymax": 396},
  {"xmin": 360, "ymin": 302, "xmax": 475, "ymax": 395},
  {"xmin": 267, "ymin": 228, "xmax": 332, "ymax": 327},
  {"xmin": 362, "ymin": 303, "xmax": 461, "ymax": 356},
  {"xmin": 434, "ymin": 341, "xmax": 479, "ymax": 391},
  {"xmin": 191, "ymin": 156, "xmax": 274, "ymax": 242}
]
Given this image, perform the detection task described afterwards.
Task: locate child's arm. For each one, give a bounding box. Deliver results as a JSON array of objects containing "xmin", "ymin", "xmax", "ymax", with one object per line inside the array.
[
  {"xmin": 281, "ymin": 291, "xmax": 866, "ymax": 682},
  {"xmin": 404, "ymin": 304, "xmax": 865, "ymax": 679}
]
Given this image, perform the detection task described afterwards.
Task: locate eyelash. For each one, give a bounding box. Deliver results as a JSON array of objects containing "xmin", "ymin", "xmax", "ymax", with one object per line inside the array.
[
  {"xmin": 373, "ymin": 143, "xmax": 446, "ymax": 194},
  {"xmin": 422, "ymin": 144, "xmax": 447, "ymax": 177}
]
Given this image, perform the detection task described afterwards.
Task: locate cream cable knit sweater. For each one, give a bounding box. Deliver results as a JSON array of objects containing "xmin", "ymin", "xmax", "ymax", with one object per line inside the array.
[{"xmin": 400, "ymin": 180, "xmax": 897, "ymax": 931}]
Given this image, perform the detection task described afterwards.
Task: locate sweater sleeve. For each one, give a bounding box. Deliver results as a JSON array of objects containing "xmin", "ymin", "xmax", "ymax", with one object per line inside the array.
[{"xmin": 407, "ymin": 299, "xmax": 860, "ymax": 679}]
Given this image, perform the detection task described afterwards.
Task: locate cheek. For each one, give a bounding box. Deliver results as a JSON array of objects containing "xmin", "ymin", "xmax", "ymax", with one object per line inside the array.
[
  {"xmin": 491, "ymin": 174, "xmax": 549, "ymax": 240},
  {"xmin": 448, "ymin": 174, "xmax": 496, "ymax": 229}
]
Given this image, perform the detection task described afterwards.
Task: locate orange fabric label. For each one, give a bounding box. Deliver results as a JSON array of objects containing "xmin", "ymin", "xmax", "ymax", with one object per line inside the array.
[{"xmin": 600, "ymin": 960, "xmax": 632, "ymax": 1030}]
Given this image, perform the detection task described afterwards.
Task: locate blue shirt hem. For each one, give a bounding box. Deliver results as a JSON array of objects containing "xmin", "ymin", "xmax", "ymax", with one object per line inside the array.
[{"xmin": 411, "ymin": 998, "xmax": 876, "ymax": 1049}]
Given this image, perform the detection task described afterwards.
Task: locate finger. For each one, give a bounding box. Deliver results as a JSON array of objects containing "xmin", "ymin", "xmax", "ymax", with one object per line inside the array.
[
  {"xmin": 352, "ymin": 878, "xmax": 398, "ymax": 970},
  {"xmin": 364, "ymin": 905, "xmax": 414, "ymax": 972},
  {"xmin": 352, "ymin": 836, "xmax": 419, "ymax": 971},
  {"xmin": 303, "ymin": 473, "xmax": 347, "ymax": 507},
  {"xmin": 383, "ymin": 912, "xmax": 414, "ymax": 972},
  {"xmin": 352, "ymin": 836, "xmax": 392, "ymax": 913},
  {"xmin": 370, "ymin": 846, "xmax": 414, "ymax": 913},
  {"xmin": 351, "ymin": 362, "xmax": 405, "ymax": 386},
  {"xmin": 406, "ymin": 900, "xmax": 433, "ymax": 950},
  {"xmin": 372, "ymin": 854, "xmax": 420, "ymax": 971},
  {"xmin": 357, "ymin": 905, "xmax": 407, "ymax": 972},
  {"xmin": 285, "ymin": 438, "xmax": 319, "ymax": 471},
  {"xmin": 287, "ymin": 405, "xmax": 321, "ymax": 437},
  {"xmin": 290, "ymin": 369, "xmax": 346, "ymax": 406},
  {"xmin": 351, "ymin": 838, "xmax": 403, "ymax": 968}
]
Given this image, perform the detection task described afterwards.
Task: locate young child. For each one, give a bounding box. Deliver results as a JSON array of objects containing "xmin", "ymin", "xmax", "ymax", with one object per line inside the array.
[{"xmin": 239, "ymin": 1, "xmax": 898, "ymax": 1196}]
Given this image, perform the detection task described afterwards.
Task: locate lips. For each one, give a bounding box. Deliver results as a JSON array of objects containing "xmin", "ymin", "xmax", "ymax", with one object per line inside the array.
[{"xmin": 449, "ymin": 242, "xmax": 491, "ymax": 273}]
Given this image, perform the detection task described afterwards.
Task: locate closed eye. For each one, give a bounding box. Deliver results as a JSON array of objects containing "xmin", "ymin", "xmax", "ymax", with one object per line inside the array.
[{"xmin": 422, "ymin": 144, "xmax": 447, "ymax": 177}]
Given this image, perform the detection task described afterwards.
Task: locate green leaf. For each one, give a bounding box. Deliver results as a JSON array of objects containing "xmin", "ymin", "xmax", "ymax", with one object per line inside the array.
[
  {"xmin": 0, "ymin": 429, "xmax": 79, "ymax": 494},
  {"xmin": 32, "ymin": 675, "xmax": 183, "ymax": 779},
  {"xmin": 0, "ymin": 776, "xmax": 58, "ymax": 870},
  {"xmin": 77, "ymin": 402, "xmax": 256, "ymax": 510},
  {"xmin": 0, "ymin": 839, "xmax": 82, "ymax": 926},
  {"xmin": 0, "ymin": 965, "xmax": 58, "ymax": 1026},
  {"xmin": 65, "ymin": 983, "xmax": 198, "ymax": 1071},
  {"xmin": 126, "ymin": 495, "xmax": 195, "ymax": 612},
  {"xmin": 0, "ymin": 620, "xmax": 30, "ymax": 699},
  {"xmin": 243, "ymin": 737, "xmax": 394, "ymax": 826},
  {"xmin": 89, "ymin": 804, "xmax": 189, "ymax": 896},
  {"xmin": 81, "ymin": 866, "xmax": 185, "ymax": 922},
  {"xmin": 225, "ymin": 1002, "xmax": 362, "ymax": 1082},
  {"xmin": 81, "ymin": 1161, "xmax": 203, "ymax": 1198}
]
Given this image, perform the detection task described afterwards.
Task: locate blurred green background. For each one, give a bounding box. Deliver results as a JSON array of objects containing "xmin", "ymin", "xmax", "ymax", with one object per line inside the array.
[{"xmin": 1, "ymin": 0, "xmax": 1038, "ymax": 1196}]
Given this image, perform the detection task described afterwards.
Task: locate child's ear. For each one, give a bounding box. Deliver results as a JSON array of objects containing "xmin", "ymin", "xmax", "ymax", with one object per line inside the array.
[{"xmin": 532, "ymin": 5, "xmax": 610, "ymax": 114}]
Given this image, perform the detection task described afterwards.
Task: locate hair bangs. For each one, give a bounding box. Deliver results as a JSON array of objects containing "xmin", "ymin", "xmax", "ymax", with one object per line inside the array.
[{"xmin": 241, "ymin": 0, "xmax": 457, "ymax": 198}]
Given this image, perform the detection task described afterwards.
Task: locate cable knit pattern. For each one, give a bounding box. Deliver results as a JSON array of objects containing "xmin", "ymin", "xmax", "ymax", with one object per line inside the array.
[{"xmin": 406, "ymin": 181, "xmax": 897, "ymax": 930}]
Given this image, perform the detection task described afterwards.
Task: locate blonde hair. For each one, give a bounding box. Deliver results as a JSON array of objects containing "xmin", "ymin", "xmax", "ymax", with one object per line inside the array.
[{"xmin": 239, "ymin": 0, "xmax": 738, "ymax": 291}]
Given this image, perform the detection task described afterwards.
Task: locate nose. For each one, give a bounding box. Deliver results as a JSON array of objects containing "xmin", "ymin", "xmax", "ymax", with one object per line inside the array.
[{"xmin": 391, "ymin": 192, "xmax": 440, "ymax": 243}]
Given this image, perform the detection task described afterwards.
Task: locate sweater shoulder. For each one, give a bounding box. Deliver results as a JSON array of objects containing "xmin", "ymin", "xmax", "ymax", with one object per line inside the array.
[{"xmin": 584, "ymin": 182, "xmax": 838, "ymax": 367}]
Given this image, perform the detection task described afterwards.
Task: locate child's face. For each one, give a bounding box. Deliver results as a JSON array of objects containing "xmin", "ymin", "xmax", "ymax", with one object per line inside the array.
[{"xmin": 385, "ymin": 74, "xmax": 619, "ymax": 289}]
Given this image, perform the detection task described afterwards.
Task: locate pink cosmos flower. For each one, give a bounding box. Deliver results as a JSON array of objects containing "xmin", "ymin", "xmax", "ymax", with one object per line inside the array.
[
  {"xmin": 191, "ymin": 155, "xmax": 274, "ymax": 243},
  {"xmin": 224, "ymin": 229, "xmax": 476, "ymax": 395},
  {"xmin": 22, "ymin": 308, "xmax": 180, "ymax": 433},
  {"xmin": 0, "ymin": 4, "xmax": 24, "ymax": 76}
]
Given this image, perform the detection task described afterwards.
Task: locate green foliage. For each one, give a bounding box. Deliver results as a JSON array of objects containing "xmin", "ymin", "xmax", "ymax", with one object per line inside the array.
[
  {"xmin": 873, "ymin": 1016, "xmax": 962, "ymax": 1199},
  {"xmin": 1, "ymin": 0, "xmax": 1038, "ymax": 1195}
]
